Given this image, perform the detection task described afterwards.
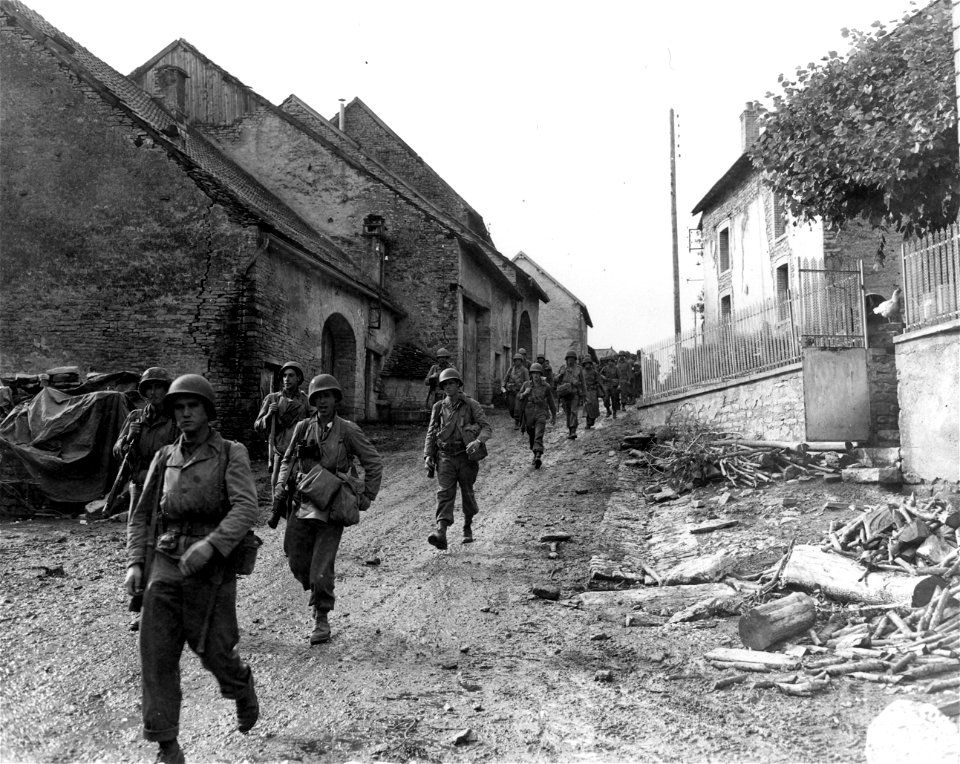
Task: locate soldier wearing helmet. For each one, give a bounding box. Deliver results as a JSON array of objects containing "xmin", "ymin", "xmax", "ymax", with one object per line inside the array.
[
  {"xmin": 600, "ymin": 355, "xmax": 621, "ymax": 419},
  {"xmin": 580, "ymin": 355, "xmax": 606, "ymax": 430},
  {"xmin": 424, "ymin": 347, "xmax": 453, "ymax": 408},
  {"xmin": 126, "ymin": 374, "xmax": 260, "ymax": 763},
  {"xmin": 502, "ymin": 352, "xmax": 530, "ymax": 429},
  {"xmin": 274, "ymin": 373, "xmax": 383, "ymax": 646},
  {"xmin": 517, "ymin": 347, "xmax": 530, "ymax": 368},
  {"xmin": 536, "ymin": 352, "xmax": 554, "ymax": 385},
  {"xmin": 554, "ymin": 349, "xmax": 585, "ymax": 439},
  {"xmin": 423, "ymin": 366, "xmax": 492, "ymax": 548},
  {"xmin": 617, "ymin": 352, "xmax": 636, "ymax": 408},
  {"xmin": 254, "ymin": 361, "xmax": 312, "ymax": 492},
  {"xmin": 112, "ymin": 367, "xmax": 179, "ymax": 517},
  {"xmin": 516, "ymin": 362, "xmax": 557, "ymax": 469}
]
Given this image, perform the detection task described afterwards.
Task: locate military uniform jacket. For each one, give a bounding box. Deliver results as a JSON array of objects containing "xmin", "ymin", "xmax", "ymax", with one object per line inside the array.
[
  {"xmin": 616, "ymin": 360, "xmax": 635, "ymax": 385},
  {"xmin": 127, "ymin": 430, "xmax": 258, "ymax": 567},
  {"xmin": 425, "ymin": 362, "xmax": 450, "ymax": 388},
  {"xmin": 503, "ymin": 364, "xmax": 530, "ymax": 392},
  {"xmin": 114, "ymin": 404, "xmax": 180, "ymax": 486},
  {"xmin": 424, "ymin": 394, "xmax": 492, "ymax": 459},
  {"xmin": 277, "ymin": 415, "xmax": 383, "ymax": 503},
  {"xmin": 600, "ymin": 364, "xmax": 620, "ymax": 389},
  {"xmin": 582, "ymin": 367, "xmax": 606, "ymax": 395},
  {"xmin": 254, "ymin": 389, "xmax": 312, "ymax": 455},
  {"xmin": 518, "ymin": 378, "xmax": 557, "ymax": 417},
  {"xmin": 554, "ymin": 364, "xmax": 585, "ymax": 398}
]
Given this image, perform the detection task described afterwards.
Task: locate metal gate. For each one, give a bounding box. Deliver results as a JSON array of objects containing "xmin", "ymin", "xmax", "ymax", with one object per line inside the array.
[{"xmin": 797, "ymin": 260, "xmax": 870, "ymax": 441}]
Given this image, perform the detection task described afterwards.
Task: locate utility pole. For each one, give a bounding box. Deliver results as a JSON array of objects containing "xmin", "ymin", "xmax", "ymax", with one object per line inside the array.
[{"xmin": 670, "ymin": 108, "xmax": 681, "ymax": 336}]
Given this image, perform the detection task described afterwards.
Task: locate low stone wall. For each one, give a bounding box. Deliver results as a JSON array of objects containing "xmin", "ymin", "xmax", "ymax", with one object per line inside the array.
[
  {"xmin": 638, "ymin": 364, "xmax": 804, "ymax": 440},
  {"xmin": 893, "ymin": 318, "xmax": 960, "ymax": 482}
]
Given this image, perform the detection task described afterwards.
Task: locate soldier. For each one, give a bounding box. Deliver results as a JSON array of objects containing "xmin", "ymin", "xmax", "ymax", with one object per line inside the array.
[
  {"xmin": 274, "ymin": 374, "xmax": 383, "ymax": 645},
  {"xmin": 254, "ymin": 361, "xmax": 311, "ymax": 496},
  {"xmin": 617, "ymin": 352, "xmax": 636, "ymax": 407},
  {"xmin": 633, "ymin": 350, "xmax": 644, "ymax": 398},
  {"xmin": 423, "ymin": 367, "xmax": 492, "ymax": 548},
  {"xmin": 113, "ymin": 367, "xmax": 179, "ymax": 518},
  {"xmin": 502, "ymin": 353, "xmax": 530, "ymax": 429},
  {"xmin": 517, "ymin": 347, "xmax": 531, "ymax": 368},
  {"xmin": 554, "ymin": 349, "xmax": 584, "ymax": 439},
  {"xmin": 517, "ymin": 362, "xmax": 556, "ymax": 469},
  {"xmin": 424, "ymin": 347, "xmax": 452, "ymax": 408},
  {"xmin": 580, "ymin": 356, "xmax": 605, "ymax": 430},
  {"xmin": 600, "ymin": 356, "xmax": 621, "ymax": 419},
  {"xmin": 125, "ymin": 374, "xmax": 260, "ymax": 764},
  {"xmin": 536, "ymin": 352, "xmax": 554, "ymax": 385}
]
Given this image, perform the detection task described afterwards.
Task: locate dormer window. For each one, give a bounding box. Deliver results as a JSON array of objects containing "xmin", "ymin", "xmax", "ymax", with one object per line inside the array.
[{"xmin": 363, "ymin": 214, "xmax": 384, "ymax": 237}]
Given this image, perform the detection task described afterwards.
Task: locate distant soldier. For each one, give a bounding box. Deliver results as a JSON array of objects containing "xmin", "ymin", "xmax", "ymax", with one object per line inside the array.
[
  {"xmin": 254, "ymin": 361, "xmax": 312, "ymax": 493},
  {"xmin": 580, "ymin": 356, "xmax": 605, "ymax": 430},
  {"xmin": 617, "ymin": 352, "xmax": 636, "ymax": 407},
  {"xmin": 423, "ymin": 367, "xmax": 492, "ymax": 547},
  {"xmin": 536, "ymin": 352, "xmax": 554, "ymax": 385},
  {"xmin": 502, "ymin": 353, "xmax": 530, "ymax": 429},
  {"xmin": 600, "ymin": 356, "xmax": 621, "ymax": 419},
  {"xmin": 554, "ymin": 349, "xmax": 584, "ymax": 439},
  {"xmin": 634, "ymin": 350, "xmax": 644, "ymax": 398},
  {"xmin": 113, "ymin": 367, "xmax": 179, "ymax": 517},
  {"xmin": 424, "ymin": 347, "xmax": 452, "ymax": 408},
  {"xmin": 517, "ymin": 347, "xmax": 531, "ymax": 368},
  {"xmin": 517, "ymin": 363, "xmax": 556, "ymax": 468}
]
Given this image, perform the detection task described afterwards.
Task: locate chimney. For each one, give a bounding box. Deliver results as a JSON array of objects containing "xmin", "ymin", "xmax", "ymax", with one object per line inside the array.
[
  {"xmin": 740, "ymin": 101, "xmax": 760, "ymax": 152},
  {"xmin": 155, "ymin": 65, "xmax": 188, "ymax": 115},
  {"xmin": 339, "ymin": 98, "xmax": 346, "ymax": 131}
]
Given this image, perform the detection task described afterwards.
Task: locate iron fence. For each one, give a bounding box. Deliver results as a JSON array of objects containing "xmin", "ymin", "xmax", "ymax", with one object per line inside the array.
[{"xmin": 901, "ymin": 223, "xmax": 960, "ymax": 330}]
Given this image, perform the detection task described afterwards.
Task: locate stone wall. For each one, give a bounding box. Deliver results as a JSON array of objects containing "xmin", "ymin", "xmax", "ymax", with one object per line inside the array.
[
  {"xmin": 893, "ymin": 319, "xmax": 960, "ymax": 482},
  {"xmin": 638, "ymin": 365, "xmax": 805, "ymax": 441},
  {"xmin": 866, "ymin": 321, "xmax": 902, "ymax": 444}
]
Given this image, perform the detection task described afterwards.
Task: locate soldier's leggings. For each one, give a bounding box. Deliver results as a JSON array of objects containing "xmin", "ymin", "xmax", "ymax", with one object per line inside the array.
[
  {"xmin": 284, "ymin": 512, "xmax": 345, "ymax": 613},
  {"xmin": 435, "ymin": 451, "xmax": 480, "ymax": 525},
  {"xmin": 140, "ymin": 553, "xmax": 253, "ymax": 743},
  {"xmin": 562, "ymin": 395, "xmax": 579, "ymax": 432},
  {"xmin": 604, "ymin": 388, "xmax": 621, "ymax": 414},
  {"xmin": 524, "ymin": 409, "xmax": 549, "ymax": 454}
]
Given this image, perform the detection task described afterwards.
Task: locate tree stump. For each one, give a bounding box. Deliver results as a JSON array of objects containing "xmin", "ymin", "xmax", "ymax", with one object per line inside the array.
[{"xmin": 738, "ymin": 592, "xmax": 817, "ymax": 650}]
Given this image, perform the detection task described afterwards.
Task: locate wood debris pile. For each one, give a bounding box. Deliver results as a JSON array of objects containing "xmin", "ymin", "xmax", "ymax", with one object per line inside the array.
[
  {"xmin": 822, "ymin": 494, "xmax": 959, "ymax": 575},
  {"xmin": 621, "ymin": 431, "xmax": 848, "ymax": 494}
]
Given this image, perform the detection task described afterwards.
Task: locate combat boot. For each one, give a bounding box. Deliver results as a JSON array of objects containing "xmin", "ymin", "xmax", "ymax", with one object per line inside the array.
[
  {"xmin": 156, "ymin": 739, "xmax": 185, "ymax": 764},
  {"xmin": 236, "ymin": 669, "xmax": 259, "ymax": 733},
  {"xmin": 462, "ymin": 516, "xmax": 474, "ymax": 544},
  {"xmin": 427, "ymin": 521, "xmax": 449, "ymax": 550},
  {"xmin": 533, "ymin": 452, "xmax": 542, "ymax": 470},
  {"xmin": 310, "ymin": 608, "xmax": 331, "ymax": 645}
]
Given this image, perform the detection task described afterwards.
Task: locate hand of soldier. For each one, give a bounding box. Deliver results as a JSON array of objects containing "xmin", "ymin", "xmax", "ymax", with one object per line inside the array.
[
  {"xmin": 424, "ymin": 455, "xmax": 436, "ymax": 470},
  {"xmin": 466, "ymin": 440, "xmax": 481, "ymax": 456},
  {"xmin": 359, "ymin": 494, "xmax": 372, "ymax": 511},
  {"xmin": 179, "ymin": 539, "xmax": 215, "ymax": 576},
  {"xmin": 268, "ymin": 401, "xmax": 279, "ymax": 416},
  {"xmin": 124, "ymin": 564, "xmax": 143, "ymax": 596},
  {"xmin": 273, "ymin": 483, "xmax": 287, "ymax": 501},
  {"xmin": 128, "ymin": 421, "xmax": 142, "ymax": 438}
]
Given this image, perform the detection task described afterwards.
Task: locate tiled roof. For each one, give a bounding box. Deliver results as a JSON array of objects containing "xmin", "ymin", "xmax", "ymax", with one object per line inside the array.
[{"xmin": 0, "ymin": 0, "xmax": 373, "ymax": 292}]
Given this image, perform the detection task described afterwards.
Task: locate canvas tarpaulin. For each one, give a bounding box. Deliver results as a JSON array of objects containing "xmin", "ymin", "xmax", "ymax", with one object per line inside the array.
[{"xmin": 0, "ymin": 387, "xmax": 130, "ymax": 503}]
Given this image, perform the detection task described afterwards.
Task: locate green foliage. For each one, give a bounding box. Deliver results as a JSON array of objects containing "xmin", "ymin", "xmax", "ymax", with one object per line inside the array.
[{"xmin": 752, "ymin": 0, "xmax": 958, "ymax": 240}]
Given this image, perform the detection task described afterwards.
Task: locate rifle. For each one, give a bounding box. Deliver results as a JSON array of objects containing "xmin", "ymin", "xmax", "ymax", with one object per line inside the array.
[
  {"xmin": 105, "ymin": 409, "xmax": 144, "ymax": 517},
  {"xmin": 129, "ymin": 453, "xmax": 165, "ymax": 613},
  {"xmin": 266, "ymin": 394, "xmax": 278, "ymax": 475},
  {"xmin": 267, "ymin": 448, "xmax": 298, "ymax": 529}
]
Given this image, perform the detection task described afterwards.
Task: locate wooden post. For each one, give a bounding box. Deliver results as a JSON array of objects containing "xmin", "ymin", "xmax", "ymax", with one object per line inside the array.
[{"xmin": 738, "ymin": 592, "xmax": 817, "ymax": 650}]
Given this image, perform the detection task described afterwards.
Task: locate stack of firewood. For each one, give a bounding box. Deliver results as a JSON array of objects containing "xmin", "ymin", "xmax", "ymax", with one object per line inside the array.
[
  {"xmin": 822, "ymin": 495, "xmax": 959, "ymax": 575},
  {"xmin": 621, "ymin": 433, "xmax": 845, "ymax": 494}
]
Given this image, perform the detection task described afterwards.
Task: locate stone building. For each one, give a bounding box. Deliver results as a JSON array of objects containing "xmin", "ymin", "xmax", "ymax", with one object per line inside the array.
[
  {"xmin": 511, "ymin": 252, "xmax": 592, "ymax": 367},
  {"xmin": 0, "ymin": 2, "xmax": 543, "ymax": 444}
]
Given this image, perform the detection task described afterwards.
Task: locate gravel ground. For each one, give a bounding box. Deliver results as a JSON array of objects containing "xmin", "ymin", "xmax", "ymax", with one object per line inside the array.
[{"xmin": 0, "ymin": 407, "xmax": 946, "ymax": 763}]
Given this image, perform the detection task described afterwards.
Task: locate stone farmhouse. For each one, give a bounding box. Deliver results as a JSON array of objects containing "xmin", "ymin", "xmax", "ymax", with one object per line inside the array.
[
  {"xmin": 0, "ymin": 0, "xmax": 546, "ymax": 443},
  {"xmin": 511, "ymin": 251, "xmax": 593, "ymax": 366}
]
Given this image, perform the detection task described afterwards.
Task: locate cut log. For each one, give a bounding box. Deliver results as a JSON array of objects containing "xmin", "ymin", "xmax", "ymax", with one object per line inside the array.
[
  {"xmin": 578, "ymin": 583, "xmax": 738, "ymax": 616},
  {"xmin": 738, "ymin": 592, "xmax": 817, "ymax": 650},
  {"xmin": 703, "ymin": 648, "xmax": 800, "ymax": 669},
  {"xmin": 780, "ymin": 545, "xmax": 939, "ymax": 605}
]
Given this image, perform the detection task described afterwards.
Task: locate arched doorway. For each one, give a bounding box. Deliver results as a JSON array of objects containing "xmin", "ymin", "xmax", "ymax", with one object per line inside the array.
[
  {"xmin": 517, "ymin": 311, "xmax": 533, "ymax": 357},
  {"xmin": 320, "ymin": 313, "xmax": 357, "ymax": 414}
]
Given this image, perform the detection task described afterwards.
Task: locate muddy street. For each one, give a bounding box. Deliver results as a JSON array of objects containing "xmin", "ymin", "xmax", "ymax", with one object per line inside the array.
[{"xmin": 1, "ymin": 409, "xmax": 901, "ymax": 763}]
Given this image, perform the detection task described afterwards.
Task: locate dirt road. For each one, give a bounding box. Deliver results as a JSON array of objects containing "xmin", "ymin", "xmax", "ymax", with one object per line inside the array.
[{"xmin": 1, "ymin": 409, "xmax": 899, "ymax": 763}]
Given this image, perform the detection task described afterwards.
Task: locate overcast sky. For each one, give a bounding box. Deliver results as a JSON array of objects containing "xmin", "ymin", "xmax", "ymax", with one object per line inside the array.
[{"xmin": 24, "ymin": 0, "xmax": 920, "ymax": 351}]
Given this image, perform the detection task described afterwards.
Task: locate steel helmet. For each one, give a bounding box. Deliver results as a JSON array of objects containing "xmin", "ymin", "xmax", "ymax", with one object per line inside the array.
[
  {"xmin": 138, "ymin": 367, "xmax": 173, "ymax": 396},
  {"xmin": 436, "ymin": 347, "xmax": 451, "ymax": 358},
  {"xmin": 513, "ymin": 353, "xmax": 524, "ymax": 361},
  {"xmin": 307, "ymin": 374, "xmax": 343, "ymax": 404},
  {"xmin": 564, "ymin": 349, "xmax": 578, "ymax": 360},
  {"xmin": 518, "ymin": 347, "xmax": 527, "ymax": 355},
  {"xmin": 536, "ymin": 353, "xmax": 545, "ymax": 360},
  {"xmin": 582, "ymin": 355, "xmax": 594, "ymax": 365},
  {"xmin": 279, "ymin": 361, "xmax": 305, "ymax": 382},
  {"xmin": 164, "ymin": 374, "xmax": 217, "ymax": 419},
  {"xmin": 529, "ymin": 363, "xmax": 544, "ymax": 374},
  {"xmin": 438, "ymin": 367, "xmax": 463, "ymax": 386}
]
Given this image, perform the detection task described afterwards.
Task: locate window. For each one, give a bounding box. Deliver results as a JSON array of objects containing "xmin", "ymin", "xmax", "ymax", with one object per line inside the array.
[
  {"xmin": 773, "ymin": 195, "xmax": 787, "ymax": 239},
  {"xmin": 720, "ymin": 294, "xmax": 733, "ymax": 321},
  {"xmin": 775, "ymin": 263, "xmax": 790, "ymax": 321},
  {"xmin": 718, "ymin": 227, "xmax": 730, "ymax": 272}
]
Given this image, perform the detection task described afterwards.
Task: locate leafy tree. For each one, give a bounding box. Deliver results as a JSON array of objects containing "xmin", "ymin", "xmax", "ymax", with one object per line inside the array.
[{"xmin": 752, "ymin": 0, "xmax": 958, "ymax": 248}]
